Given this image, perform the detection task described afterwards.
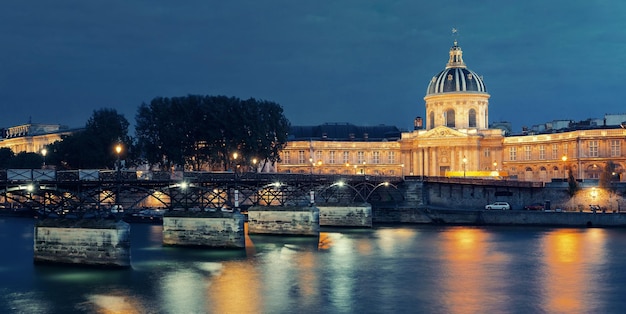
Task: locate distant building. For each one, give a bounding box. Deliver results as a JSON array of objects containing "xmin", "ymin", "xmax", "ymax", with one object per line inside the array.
[
  {"xmin": 0, "ymin": 123, "xmax": 76, "ymax": 154},
  {"xmin": 277, "ymin": 40, "xmax": 626, "ymax": 182}
]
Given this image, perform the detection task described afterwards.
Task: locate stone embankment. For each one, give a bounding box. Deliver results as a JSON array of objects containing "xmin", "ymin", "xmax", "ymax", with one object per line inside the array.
[{"xmin": 373, "ymin": 207, "xmax": 626, "ymax": 227}]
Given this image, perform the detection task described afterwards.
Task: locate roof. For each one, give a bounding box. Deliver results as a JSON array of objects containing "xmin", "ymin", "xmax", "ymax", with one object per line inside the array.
[{"xmin": 288, "ymin": 123, "xmax": 401, "ymax": 141}]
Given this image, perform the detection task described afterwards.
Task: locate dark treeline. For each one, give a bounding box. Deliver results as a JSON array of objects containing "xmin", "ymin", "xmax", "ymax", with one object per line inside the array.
[
  {"xmin": 1, "ymin": 95, "xmax": 290, "ymax": 171},
  {"xmin": 135, "ymin": 95, "xmax": 290, "ymax": 171}
]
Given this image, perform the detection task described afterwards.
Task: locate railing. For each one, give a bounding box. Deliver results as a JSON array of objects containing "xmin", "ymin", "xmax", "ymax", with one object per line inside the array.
[{"xmin": 0, "ymin": 169, "xmax": 403, "ymax": 184}]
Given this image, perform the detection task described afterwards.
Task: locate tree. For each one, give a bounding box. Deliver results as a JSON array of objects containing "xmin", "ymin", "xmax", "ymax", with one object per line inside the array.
[
  {"xmin": 47, "ymin": 108, "xmax": 131, "ymax": 169},
  {"xmin": 0, "ymin": 148, "xmax": 15, "ymax": 169},
  {"xmin": 135, "ymin": 95, "xmax": 290, "ymax": 171},
  {"xmin": 567, "ymin": 168, "xmax": 579, "ymax": 196},
  {"xmin": 599, "ymin": 161, "xmax": 617, "ymax": 189}
]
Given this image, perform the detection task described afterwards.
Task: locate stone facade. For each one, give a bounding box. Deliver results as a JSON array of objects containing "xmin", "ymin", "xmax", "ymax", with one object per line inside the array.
[
  {"xmin": 33, "ymin": 219, "xmax": 130, "ymax": 268},
  {"xmin": 247, "ymin": 206, "xmax": 319, "ymax": 236},
  {"xmin": 276, "ymin": 41, "xmax": 626, "ymax": 184},
  {"xmin": 162, "ymin": 212, "xmax": 245, "ymax": 248},
  {"xmin": 318, "ymin": 205, "xmax": 372, "ymax": 227}
]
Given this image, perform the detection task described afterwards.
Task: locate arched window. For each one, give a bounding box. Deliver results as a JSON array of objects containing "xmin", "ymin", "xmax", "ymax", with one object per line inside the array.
[
  {"xmin": 429, "ymin": 111, "xmax": 435, "ymax": 129},
  {"xmin": 445, "ymin": 109, "xmax": 455, "ymax": 128},
  {"xmin": 468, "ymin": 109, "xmax": 477, "ymax": 128}
]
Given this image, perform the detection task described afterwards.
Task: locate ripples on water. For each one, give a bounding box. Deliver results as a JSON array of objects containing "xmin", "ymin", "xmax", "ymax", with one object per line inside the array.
[{"xmin": 2, "ymin": 218, "xmax": 626, "ymax": 313}]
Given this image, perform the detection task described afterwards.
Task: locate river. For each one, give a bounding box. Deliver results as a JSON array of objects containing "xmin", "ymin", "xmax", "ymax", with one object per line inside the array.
[{"xmin": 1, "ymin": 217, "xmax": 626, "ymax": 313}]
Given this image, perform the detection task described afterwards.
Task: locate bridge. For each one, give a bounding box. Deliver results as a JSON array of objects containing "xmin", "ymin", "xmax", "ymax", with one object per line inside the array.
[{"xmin": 0, "ymin": 169, "xmax": 405, "ymax": 218}]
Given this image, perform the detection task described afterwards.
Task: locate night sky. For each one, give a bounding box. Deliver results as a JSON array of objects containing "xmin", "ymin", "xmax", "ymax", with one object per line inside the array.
[{"xmin": 2, "ymin": 1, "xmax": 625, "ymax": 132}]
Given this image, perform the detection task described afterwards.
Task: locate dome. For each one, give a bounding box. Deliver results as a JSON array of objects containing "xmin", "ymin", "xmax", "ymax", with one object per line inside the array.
[{"xmin": 426, "ymin": 41, "xmax": 487, "ymax": 96}]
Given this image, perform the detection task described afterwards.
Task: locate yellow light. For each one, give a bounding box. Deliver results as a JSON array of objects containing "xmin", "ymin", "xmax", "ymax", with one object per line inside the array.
[{"xmin": 115, "ymin": 144, "xmax": 122, "ymax": 155}]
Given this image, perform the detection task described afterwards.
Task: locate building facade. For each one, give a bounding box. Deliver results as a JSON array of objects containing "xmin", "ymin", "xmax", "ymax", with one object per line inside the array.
[
  {"xmin": 0, "ymin": 123, "xmax": 74, "ymax": 154},
  {"xmin": 277, "ymin": 41, "xmax": 626, "ymax": 183}
]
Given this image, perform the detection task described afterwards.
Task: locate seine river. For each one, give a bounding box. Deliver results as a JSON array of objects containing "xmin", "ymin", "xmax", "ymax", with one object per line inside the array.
[{"xmin": 2, "ymin": 217, "xmax": 626, "ymax": 313}]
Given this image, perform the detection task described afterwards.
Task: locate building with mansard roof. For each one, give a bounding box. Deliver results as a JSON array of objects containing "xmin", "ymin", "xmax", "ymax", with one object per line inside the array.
[{"xmin": 277, "ymin": 40, "xmax": 626, "ymax": 183}]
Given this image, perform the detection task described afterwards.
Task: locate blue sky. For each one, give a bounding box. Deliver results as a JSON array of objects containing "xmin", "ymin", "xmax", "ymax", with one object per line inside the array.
[{"xmin": 1, "ymin": 1, "xmax": 625, "ymax": 132}]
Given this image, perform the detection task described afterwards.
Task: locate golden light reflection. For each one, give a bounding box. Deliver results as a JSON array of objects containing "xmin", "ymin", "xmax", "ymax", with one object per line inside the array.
[
  {"xmin": 540, "ymin": 229, "xmax": 607, "ymax": 313},
  {"xmin": 439, "ymin": 227, "xmax": 498, "ymax": 314},
  {"xmin": 208, "ymin": 261, "xmax": 262, "ymax": 314},
  {"xmin": 88, "ymin": 293, "xmax": 145, "ymax": 314},
  {"xmin": 375, "ymin": 228, "xmax": 417, "ymax": 256}
]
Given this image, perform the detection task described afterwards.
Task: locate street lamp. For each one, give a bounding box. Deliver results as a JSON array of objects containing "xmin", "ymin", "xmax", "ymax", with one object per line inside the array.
[
  {"xmin": 317, "ymin": 160, "xmax": 322, "ymax": 174},
  {"xmin": 252, "ymin": 158, "xmax": 258, "ymax": 173},
  {"xmin": 114, "ymin": 143, "xmax": 123, "ymax": 209},
  {"xmin": 309, "ymin": 157, "xmax": 314, "ymax": 175},
  {"xmin": 41, "ymin": 148, "xmax": 47, "ymax": 169},
  {"xmin": 561, "ymin": 155, "xmax": 568, "ymax": 180},
  {"xmin": 362, "ymin": 161, "xmax": 366, "ymax": 175},
  {"xmin": 462, "ymin": 156, "xmax": 467, "ymax": 178},
  {"xmin": 493, "ymin": 161, "xmax": 497, "ymax": 170},
  {"xmin": 401, "ymin": 163, "xmax": 405, "ymax": 178}
]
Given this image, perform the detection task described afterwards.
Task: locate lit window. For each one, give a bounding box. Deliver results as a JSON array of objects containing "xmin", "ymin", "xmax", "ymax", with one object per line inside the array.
[
  {"xmin": 589, "ymin": 141, "xmax": 598, "ymax": 157},
  {"xmin": 611, "ymin": 140, "xmax": 621, "ymax": 157}
]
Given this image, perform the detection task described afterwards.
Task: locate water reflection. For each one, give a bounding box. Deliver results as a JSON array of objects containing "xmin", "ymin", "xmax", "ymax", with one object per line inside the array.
[
  {"xmin": 540, "ymin": 228, "xmax": 607, "ymax": 313},
  {"xmin": 2, "ymin": 218, "xmax": 626, "ymax": 313}
]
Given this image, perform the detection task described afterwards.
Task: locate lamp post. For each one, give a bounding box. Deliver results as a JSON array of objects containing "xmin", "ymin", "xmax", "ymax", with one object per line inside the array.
[
  {"xmin": 309, "ymin": 157, "xmax": 314, "ymax": 175},
  {"xmin": 317, "ymin": 160, "xmax": 322, "ymax": 174},
  {"xmin": 252, "ymin": 158, "xmax": 258, "ymax": 173},
  {"xmin": 41, "ymin": 148, "xmax": 47, "ymax": 169},
  {"xmin": 562, "ymin": 155, "xmax": 568, "ymax": 180},
  {"xmin": 362, "ymin": 161, "xmax": 366, "ymax": 175},
  {"xmin": 233, "ymin": 152, "xmax": 239, "ymax": 210},
  {"xmin": 462, "ymin": 156, "xmax": 467, "ymax": 178},
  {"xmin": 493, "ymin": 161, "xmax": 497, "ymax": 171},
  {"xmin": 115, "ymin": 143, "xmax": 122, "ymax": 209},
  {"xmin": 401, "ymin": 163, "xmax": 405, "ymax": 179}
]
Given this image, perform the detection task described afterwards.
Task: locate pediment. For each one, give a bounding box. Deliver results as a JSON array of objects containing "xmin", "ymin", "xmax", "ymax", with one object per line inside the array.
[{"xmin": 420, "ymin": 126, "xmax": 468, "ymax": 138}]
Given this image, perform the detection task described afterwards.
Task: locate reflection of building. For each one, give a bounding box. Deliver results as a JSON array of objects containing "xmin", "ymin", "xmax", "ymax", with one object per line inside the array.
[
  {"xmin": 0, "ymin": 123, "xmax": 74, "ymax": 153},
  {"xmin": 277, "ymin": 41, "xmax": 626, "ymax": 182}
]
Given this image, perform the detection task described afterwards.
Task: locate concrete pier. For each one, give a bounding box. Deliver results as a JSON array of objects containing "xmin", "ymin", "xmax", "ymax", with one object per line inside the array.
[
  {"xmin": 247, "ymin": 206, "xmax": 319, "ymax": 236},
  {"xmin": 33, "ymin": 219, "xmax": 131, "ymax": 268},
  {"xmin": 162, "ymin": 211, "xmax": 245, "ymax": 248},
  {"xmin": 318, "ymin": 204, "xmax": 372, "ymax": 227}
]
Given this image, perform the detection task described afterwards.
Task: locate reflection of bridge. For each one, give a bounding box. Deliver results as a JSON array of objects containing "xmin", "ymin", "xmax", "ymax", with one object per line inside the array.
[{"xmin": 0, "ymin": 169, "xmax": 405, "ymax": 216}]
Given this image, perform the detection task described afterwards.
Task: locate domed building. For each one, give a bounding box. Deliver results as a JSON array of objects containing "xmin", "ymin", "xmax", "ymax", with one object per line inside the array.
[
  {"xmin": 276, "ymin": 40, "xmax": 625, "ymax": 184},
  {"xmin": 400, "ymin": 41, "xmax": 504, "ymax": 177},
  {"xmin": 424, "ymin": 40, "xmax": 489, "ymax": 130}
]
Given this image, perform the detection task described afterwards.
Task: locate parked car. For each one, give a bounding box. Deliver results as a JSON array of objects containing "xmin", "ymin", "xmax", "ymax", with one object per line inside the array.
[
  {"xmin": 524, "ymin": 202, "xmax": 544, "ymax": 211},
  {"xmin": 485, "ymin": 202, "xmax": 511, "ymax": 210}
]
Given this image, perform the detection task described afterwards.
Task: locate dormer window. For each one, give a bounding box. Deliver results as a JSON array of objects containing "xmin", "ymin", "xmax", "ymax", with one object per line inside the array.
[
  {"xmin": 467, "ymin": 73, "xmax": 473, "ymax": 80},
  {"xmin": 447, "ymin": 74, "xmax": 453, "ymax": 81}
]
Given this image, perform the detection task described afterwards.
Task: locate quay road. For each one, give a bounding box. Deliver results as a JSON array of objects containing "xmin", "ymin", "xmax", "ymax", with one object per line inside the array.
[{"xmin": 0, "ymin": 169, "xmax": 405, "ymax": 217}]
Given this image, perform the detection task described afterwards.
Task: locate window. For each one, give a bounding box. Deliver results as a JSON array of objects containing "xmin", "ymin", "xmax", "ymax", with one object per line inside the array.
[
  {"xmin": 329, "ymin": 151, "xmax": 336, "ymax": 164},
  {"xmin": 589, "ymin": 140, "xmax": 598, "ymax": 157},
  {"xmin": 388, "ymin": 151, "xmax": 395, "ymax": 164},
  {"xmin": 509, "ymin": 147, "xmax": 517, "ymax": 161},
  {"xmin": 468, "ymin": 109, "xmax": 476, "ymax": 128},
  {"xmin": 357, "ymin": 151, "xmax": 365, "ymax": 164},
  {"xmin": 484, "ymin": 148, "xmax": 490, "ymax": 158},
  {"xmin": 373, "ymin": 151, "xmax": 380, "ymax": 164},
  {"xmin": 552, "ymin": 144, "xmax": 558, "ymax": 159},
  {"xmin": 445, "ymin": 109, "xmax": 455, "ymax": 128},
  {"xmin": 524, "ymin": 145, "xmax": 531, "ymax": 160},
  {"xmin": 611, "ymin": 140, "xmax": 621, "ymax": 157},
  {"xmin": 343, "ymin": 151, "xmax": 350, "ymax": 164},
  {"xmin": 298, "ymin": 150, "xmax": 305, "ymax": 164},
  {"xmin": 315, "ymin": 151, "xmax": 322, "ymax": 163},
  {"xmin": 539, "ymin": 145, "xmax": 545, "ymax": 160},
  {"xmin": 429, "ymin": 111, "xmax": 435, "ymax": 129},
  {"xmin": 563, "ymin": 143, "xmax": 568, "ymax": 157},
  {"xmin": 284, "ymin": 151, "xmax": 290, "ymax": 164}
]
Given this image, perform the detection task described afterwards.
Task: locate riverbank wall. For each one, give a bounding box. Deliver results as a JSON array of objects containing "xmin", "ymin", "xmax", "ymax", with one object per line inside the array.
[{"xmin": 373, "ymin": 207, "xmax": 626, "ymax": 227}]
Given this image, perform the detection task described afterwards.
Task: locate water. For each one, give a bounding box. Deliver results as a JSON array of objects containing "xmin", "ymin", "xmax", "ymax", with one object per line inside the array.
[{"xmin": 2, "ymin": 217, "xmax": 626, "ymax": 313}]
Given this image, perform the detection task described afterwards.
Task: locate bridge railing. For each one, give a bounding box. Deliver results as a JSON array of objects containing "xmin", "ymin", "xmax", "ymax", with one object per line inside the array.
[{"xmin": 0, "ymin": 169, "xmax": 403, "ymax": 184}]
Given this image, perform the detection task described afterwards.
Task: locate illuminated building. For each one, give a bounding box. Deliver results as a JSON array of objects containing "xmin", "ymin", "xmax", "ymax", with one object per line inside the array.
[
  {"xmin": 277, "ymin": 41, "xmax": 626, "ymax": 183},
  {"xmin": 0, "ymin": 123, "xmax": 75, "ymax": 154}
]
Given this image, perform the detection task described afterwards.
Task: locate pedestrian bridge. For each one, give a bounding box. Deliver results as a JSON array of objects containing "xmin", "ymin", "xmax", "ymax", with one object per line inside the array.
[{"xmin": 0, "ymin": 169, "xmax": 405, "ymax": 217}]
